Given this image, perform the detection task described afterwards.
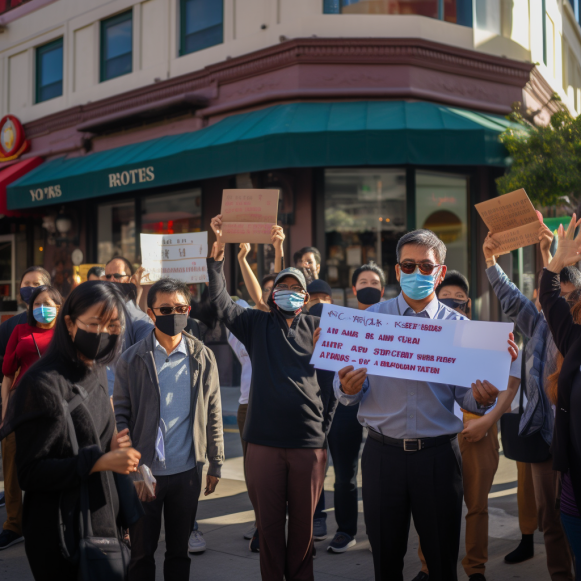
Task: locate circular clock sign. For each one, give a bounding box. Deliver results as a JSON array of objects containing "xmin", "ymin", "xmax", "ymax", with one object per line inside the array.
[{"xmin": 0, "ymin": 115, "xmax": 29, "ymax": 162}]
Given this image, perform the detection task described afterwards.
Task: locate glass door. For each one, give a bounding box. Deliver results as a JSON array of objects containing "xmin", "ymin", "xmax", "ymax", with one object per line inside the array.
[{"xmin": 0, "ymin": 234, "xmax": 15, "ymax": 300}]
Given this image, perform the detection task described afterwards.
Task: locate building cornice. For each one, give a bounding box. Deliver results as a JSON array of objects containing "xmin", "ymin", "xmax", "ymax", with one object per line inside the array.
[{"xmin": 22, "ymin": 37, "xmax": 534, "ymax": 142}]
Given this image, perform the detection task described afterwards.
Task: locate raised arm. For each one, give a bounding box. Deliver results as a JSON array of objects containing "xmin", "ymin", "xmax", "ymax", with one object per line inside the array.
[
  {"xmin": 484, "ymin": 235, "xmax": 543, "ymax": 339},
  {"xmin": 238, "ymin": 243, "xmax": 269, "ymax": 312},
  {"xmin": 272, "ymin": 225, "xmax": 285, "ymax": 273},
  {"xmin": 540, "ymin": 215, "xmax": 581, "ymax": 356}
]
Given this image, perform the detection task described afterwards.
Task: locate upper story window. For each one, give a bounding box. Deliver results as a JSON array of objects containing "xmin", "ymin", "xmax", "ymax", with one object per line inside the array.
[
  {"xmin": 323, "ymin": 0, "xmax": 473, "ymax": 27},
  {"xmin": 179, "ymin": 0, "xmax": 224, "ymax": 56},
  {"xmin": 36, "ymin": 38, "xmax": 63, "ymax": 103},
  {"xmin": 100, "ymin": 10, "xmax": 133, "ymax": 82}
]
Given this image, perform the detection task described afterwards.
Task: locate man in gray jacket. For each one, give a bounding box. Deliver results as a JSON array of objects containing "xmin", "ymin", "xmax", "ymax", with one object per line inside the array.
[{"xmin": 114, "ymin": 278, "xmax": 224, "ymax": 581}]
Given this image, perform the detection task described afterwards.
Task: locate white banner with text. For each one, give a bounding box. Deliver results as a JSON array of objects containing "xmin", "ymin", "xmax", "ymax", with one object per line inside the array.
[{"xmin": 311, "ymin": 304, "xmax": 514, "ymax": 389}]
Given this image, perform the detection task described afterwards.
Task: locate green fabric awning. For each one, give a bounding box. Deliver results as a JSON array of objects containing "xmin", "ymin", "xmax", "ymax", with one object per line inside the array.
[{"xmin": 8, "ymin": 101, "xmax": 517, "ymax": 210}]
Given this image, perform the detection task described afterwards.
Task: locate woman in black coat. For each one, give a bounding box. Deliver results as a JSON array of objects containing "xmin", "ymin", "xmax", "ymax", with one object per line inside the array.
[
  {"xmin": 0, "ymin": 281, "xmax": 142, "ymax": 581},
  {"xmin": 539, "ymin": 215, "xmax": 581, "ymax": 571}
]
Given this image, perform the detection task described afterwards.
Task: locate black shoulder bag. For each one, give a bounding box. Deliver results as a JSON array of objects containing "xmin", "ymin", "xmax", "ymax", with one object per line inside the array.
[
  {"xmin": 60, "ymin": 390, "xmax": 131, "ymax": 580},
  {"xmin": 500, "ymin": 349, "xmax": 551, "ymax": 463}
]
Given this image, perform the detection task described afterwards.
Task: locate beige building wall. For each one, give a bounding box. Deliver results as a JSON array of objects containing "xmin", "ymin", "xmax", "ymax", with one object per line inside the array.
[{"xmin": 1, "ymin": 0, "xmax": 581, "ymax": 123}]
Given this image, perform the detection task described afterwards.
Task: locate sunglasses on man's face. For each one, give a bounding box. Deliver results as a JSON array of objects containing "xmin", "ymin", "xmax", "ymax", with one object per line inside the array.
[
  {"xmin": 398, "ymin": 262, "xmax": 441, "ymax": 276},
  {"xmin": 152, "ymin": 305, "xmax": 191, "ymax": 315},
  {"xmin": 105, "ymin": 273, "xmax": 129, "ymax": 280}
]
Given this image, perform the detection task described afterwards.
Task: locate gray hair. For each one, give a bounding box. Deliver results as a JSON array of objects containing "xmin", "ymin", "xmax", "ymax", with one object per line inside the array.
[{"xmin": 396, "ymin": 230, "xmax": 447, "ymax": 264}]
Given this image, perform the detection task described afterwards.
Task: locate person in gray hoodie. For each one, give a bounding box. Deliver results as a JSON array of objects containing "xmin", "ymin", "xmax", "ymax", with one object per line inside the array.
[{"xmin": 113, "ymin": 277, "xmax": 224, "ymax": 581}]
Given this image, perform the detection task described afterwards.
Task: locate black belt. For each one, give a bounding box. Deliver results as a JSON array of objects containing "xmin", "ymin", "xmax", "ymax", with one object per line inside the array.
[{"xmin": 367, "ymin": 429, "xmax": 456, "ymax": 452}]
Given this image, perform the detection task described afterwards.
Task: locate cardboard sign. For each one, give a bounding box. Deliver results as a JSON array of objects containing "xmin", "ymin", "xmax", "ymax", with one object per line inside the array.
[
  {"xmin": 475, "ymin": 189, "xmax": 542, "ymax": 254},
  {"xmin": 312, "ymin": 304, "xmax": 514, "ymax": 389},
  {"xmin": 140, "ymin": 232, "xmax": 208, "ymax": 284},
  {"xmin": 220, "ymin": 189, "xmax": 279, "ymax": 244}
]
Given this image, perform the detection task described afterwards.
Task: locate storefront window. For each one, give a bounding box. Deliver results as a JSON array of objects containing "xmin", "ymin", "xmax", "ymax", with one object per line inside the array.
[
  {"xmin": 98, "ymin": 201, "xmax": 136, "ymax": 265},
  {"xmin": 0, "ymin": 235, "xmax": 15, "ymax": 300},
  {"xmin": 141, "ymin": 189, "xmax": 202, "ymax": 234},
  {"xmin": 323, "ymin": 0, "xmax": 473, "ymax": 26},
  {"xmin": 324, "ymin": 169, "xmax": 406, "ymax": 306},
  {"xmin": 415, "ymin": 172, "xmax": 469, "ymax": 278}
]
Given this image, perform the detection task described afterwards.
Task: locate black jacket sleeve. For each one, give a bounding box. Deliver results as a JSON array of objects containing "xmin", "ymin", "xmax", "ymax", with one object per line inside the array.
[
  {"xmin": 207, "ymin": 258, "xmax": 253, "ymax": 348},
  {"xmin": 539, "ymin": 268, "xmax": 581, "ymax": 356}
]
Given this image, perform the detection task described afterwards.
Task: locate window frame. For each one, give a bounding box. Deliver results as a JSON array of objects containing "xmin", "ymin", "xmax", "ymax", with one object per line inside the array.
[
  {"xmin": 35, "ymin": 37, "xmax": 64, "ymax": 104},
  {"xmin": 179, "ymin": 0, "xmax": 224, "ymax": 57},
  {"xmin": 100, "ymin": 9, "xmax": 133, "ymax": 83}
]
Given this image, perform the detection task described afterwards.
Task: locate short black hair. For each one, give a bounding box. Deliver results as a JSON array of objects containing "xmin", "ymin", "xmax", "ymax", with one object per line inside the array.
[
  {"xmin": 147, "ymin": 278, "xmax": 192, "ymax": 309},
  {"xmin": 396, "ymin": 230, "xmax": 446, "ymax": 264},
  {"xmin": 437, "ymin": 270, "xmax": 469, "ymax": 297},
  {"xmin": 106, "ymin": 256, "xmax": 134, "ymax": 276},
  {"xmin": 21, "ymin": 266, "xmax": 51, "ymax": 287},
  {"xmin": 351, "ymin": 262, "xmax": 386, "ymax": 288},
  {"xmin": 27, "ymin": 285, "xmax": 64, "ymax": 327},
  {"xmin": 293, "ymin": 251, "xmax": 303, "ymax": 266},
  {"xmin": 560, "ymin": 266, "xmax": 581, "ymax": 289},
  {"xmin": 87, "ymin": 266, "xmax": 105, "ymax": 279},
  {"xmin": 299, "ymin": 247, "xmax": 322, "ymax": 266}
]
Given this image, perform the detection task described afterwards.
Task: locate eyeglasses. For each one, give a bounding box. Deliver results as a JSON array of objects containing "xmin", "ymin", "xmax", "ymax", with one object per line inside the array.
[
  {"xmin": 105, "ymin": 273, "xmax": 129, "ymax": 280},
  {"xmin": 151, "ymin": 305, "xmax": 191, "ymax": 315},
  {"xmin": 77, "ymin": 318, "xmax": 123, "ymax": 335},
  {"xmin": 274, "ymin": 284, "xmax": 305, "ymax": 293},
  {"xmin": 398, "ymin": 262, "xmax": 442, "ymax": 276}
]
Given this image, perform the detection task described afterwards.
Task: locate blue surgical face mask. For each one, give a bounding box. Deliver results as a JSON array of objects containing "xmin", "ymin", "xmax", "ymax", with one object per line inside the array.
[
  {"xmin": 399, "ymin": 270, "xmax": 438, "ymax": 301},
  {"xmin": 33, "ymin": 305, "xmax": 57, "ymax": 324},
  {"xmin": 273, "ymin": 290, "xmax": 305, "ymax": 313}
]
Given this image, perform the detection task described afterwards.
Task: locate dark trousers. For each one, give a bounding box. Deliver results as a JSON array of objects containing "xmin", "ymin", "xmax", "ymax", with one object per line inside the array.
[
  {"xmin": 561, "ymin": 513, "xmax": 581, "ymax": 581},
  {"xmin": 129, "ymin": 467, "xmax": 201, "ymax": 581},
  {"xmin": 246, "ymin": 443, "xmax": 327, "ymax": 581},
  {"xmin": 362, "ymin": 436, "xmax": 463, "ymax": 581},
  {"xmin": 328, "ymin": 404, "xmax": 363, "ymax": 537}
]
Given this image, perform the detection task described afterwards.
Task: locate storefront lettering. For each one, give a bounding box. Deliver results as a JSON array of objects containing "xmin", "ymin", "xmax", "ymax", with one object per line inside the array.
[
  {"xmin": 108, "ymin": 166, "xmax": 155, "ymax": 188},
  {"xmin": 29, "ymin": 185, "xmax": 62, "ymax": 202}
]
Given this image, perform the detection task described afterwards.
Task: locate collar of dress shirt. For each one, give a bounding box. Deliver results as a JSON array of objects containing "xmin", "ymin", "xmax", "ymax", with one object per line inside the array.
[
  {"xmin": 396, "ymin": 292, "xmax": 440, "ymax": 318},
  {"xmin": 153, "ymin": 332, "xmax": 187, "ymax": 357}
]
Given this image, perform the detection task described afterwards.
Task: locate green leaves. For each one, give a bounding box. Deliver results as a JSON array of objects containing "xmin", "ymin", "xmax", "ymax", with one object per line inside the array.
[{"xmin": 496, "ymin": 107, "xmax": 581, "ymax": 207}]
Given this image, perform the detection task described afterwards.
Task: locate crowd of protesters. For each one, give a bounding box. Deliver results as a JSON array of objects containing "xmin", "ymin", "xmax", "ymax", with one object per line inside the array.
[{"xmin": 0, "ymin": 209, "xmax": 580, "ymax": 581}]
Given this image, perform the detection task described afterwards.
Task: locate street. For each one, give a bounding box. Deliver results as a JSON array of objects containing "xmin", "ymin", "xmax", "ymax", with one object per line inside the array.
[{"xmin": 0, "ymin": 387, "xmax": 551, "ymax": 581}]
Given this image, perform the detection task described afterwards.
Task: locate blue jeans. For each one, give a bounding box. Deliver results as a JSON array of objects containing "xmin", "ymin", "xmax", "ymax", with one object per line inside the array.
[
  {"xmin": 328, "ymin": 404, "xmax": 363, "ymax": 537},
  {"xmin": 561, "ymin": 512, "xmax": 581, "ymax": 580}
]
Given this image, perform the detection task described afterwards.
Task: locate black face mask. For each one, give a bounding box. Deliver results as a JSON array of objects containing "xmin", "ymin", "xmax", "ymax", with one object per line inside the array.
[
  {"xmin": 440, "ymin": 298, "xmax": 469, "ymax": 313},
  {"xmin": 20, "ymin": 286, "xmax": 35, "ymax": 305},
  {"xmin": 356, "ymin": 287, "xmax": 382, "ymax": 306},
  {"xmin": 74, "ymin": 328, "xmax": 119, "ymax": 360},
  {"xmin": 154, "ymin": 313, "xmax": 188, "ymax": 337}
]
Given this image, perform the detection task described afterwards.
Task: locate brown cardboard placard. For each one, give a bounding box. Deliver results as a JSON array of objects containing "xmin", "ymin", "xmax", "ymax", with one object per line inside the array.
[
  {"xmin": 220, "ymin": 189, "xmax": 279, "ymax": 244},
  {"xmin": 475, "ymin": 189, "xmax": 542, "ymax": 254}
]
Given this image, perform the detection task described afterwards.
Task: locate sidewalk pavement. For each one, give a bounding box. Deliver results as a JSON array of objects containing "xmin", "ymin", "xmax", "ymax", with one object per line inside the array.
[{"xmin": 0, "ymin": 387, "xmax": 554, "ymax": 580}]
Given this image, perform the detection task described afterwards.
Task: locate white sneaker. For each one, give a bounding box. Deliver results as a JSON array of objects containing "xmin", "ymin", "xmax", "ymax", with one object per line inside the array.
[
  {"xmin": 243, "ymin": 525, "xmax": 256, "ymax": 540},
  {"xmin": 188, "ymin": 530, "xmax": 206, "ymax": 553}
]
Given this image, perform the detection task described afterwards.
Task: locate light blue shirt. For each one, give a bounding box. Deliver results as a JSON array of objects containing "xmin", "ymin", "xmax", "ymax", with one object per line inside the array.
[
  {"xmin": 333, "ymin": 293, "xmax": 496, "ymax": 439},
  {"xmin": 152, "ymin": 334, "xmax": 196, "ymax": 476}
]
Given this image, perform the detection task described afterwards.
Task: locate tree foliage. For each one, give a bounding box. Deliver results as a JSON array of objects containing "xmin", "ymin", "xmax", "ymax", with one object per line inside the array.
[{"xmin": 496, "ymin": 105, "xmax": 581, "ymax": 207}]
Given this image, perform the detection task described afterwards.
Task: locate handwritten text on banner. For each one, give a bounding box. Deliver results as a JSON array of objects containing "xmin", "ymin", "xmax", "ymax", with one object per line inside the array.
[
  {"xmin": 140, "ymin": 232, "xmax": 208, "ymax": 284},
  {"xmin": 311, "ymin": 304, "xmax": 514, "ymax": 389}
]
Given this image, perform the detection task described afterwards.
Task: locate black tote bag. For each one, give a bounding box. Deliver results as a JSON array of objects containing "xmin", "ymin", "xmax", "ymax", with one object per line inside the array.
[
  {"xmin": 500, "ymin": 350, "xmax": 551, "ymax": 464},
  {"xmin": 59, "ymin": 389, "xmax": 131, "ymax": 581}
]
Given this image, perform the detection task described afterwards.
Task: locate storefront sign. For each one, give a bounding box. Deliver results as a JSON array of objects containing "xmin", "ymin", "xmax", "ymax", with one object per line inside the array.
[
  {"xmin": 140, "ymin": 231, "xmax": 208, "ymax": 284},
  {"xmin": 29, "ymin": 184, "xmax": 62, "ymax": 202},
  {"xmin": 0, "ymin": 115, "xmax": 30, "ymax": 162},
  {"xmin": 475, "ymin": 188, "xmax": 542, "ymax": 255},
  {"xmin": 108, "ymin": 166, "xmax": 155, "ymax": 188},
  {"xmin": 220, "ymin": 189, "xmax": 279, "ymax": 244},
  {"xmin": 312, "ymin": 304, "xmax": 514, "ymax": 389}
]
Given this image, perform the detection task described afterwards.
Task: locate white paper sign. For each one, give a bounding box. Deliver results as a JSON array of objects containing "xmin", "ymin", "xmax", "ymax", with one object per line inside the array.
[
  {"xmin": 140, "ymin": 232, "xmax": 208, "ymax": 284},
  {"xmin": 311, "ymin": 304, "xmax": 514, "ymax": 389}
]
